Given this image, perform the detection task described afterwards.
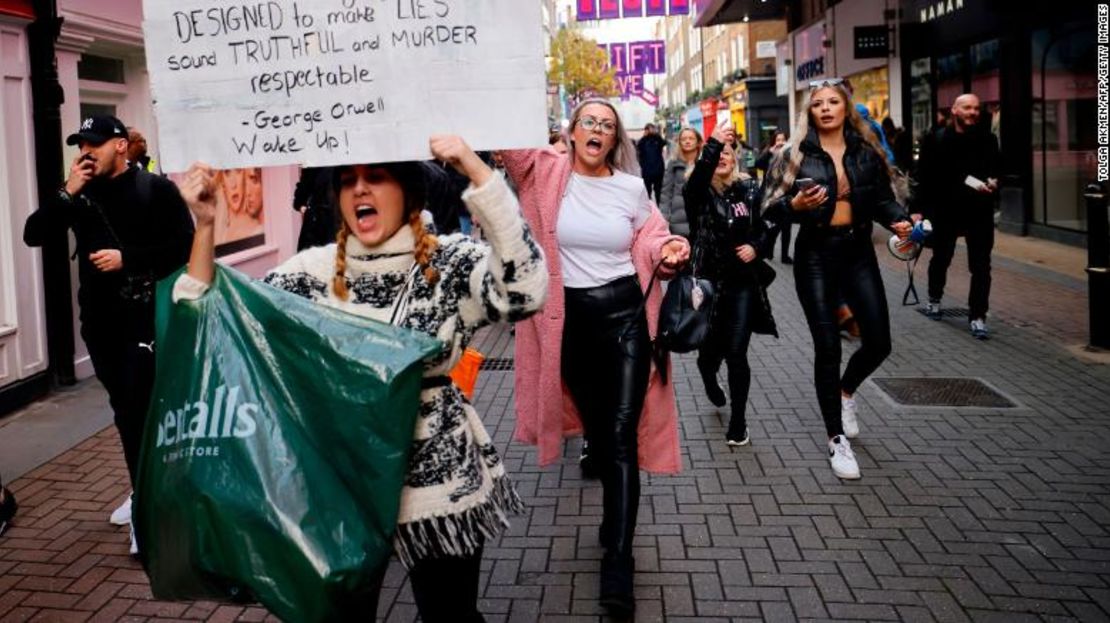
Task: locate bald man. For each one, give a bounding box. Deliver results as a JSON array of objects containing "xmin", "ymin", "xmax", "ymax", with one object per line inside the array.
[{"xmin": 914, "ymin": 94, "xmax": 1000, "ymax": 340}]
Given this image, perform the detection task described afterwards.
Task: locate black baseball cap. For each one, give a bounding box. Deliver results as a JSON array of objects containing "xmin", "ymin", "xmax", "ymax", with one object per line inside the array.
[{"xmin": 65, "ymin": 115, "xmax": 128, "ymax": 146}]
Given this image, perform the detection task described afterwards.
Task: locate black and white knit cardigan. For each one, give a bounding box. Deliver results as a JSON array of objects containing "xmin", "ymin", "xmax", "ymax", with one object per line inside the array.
[{"xmin": 175, "ymin": 173, "xmax": 547, "ymax": 566}]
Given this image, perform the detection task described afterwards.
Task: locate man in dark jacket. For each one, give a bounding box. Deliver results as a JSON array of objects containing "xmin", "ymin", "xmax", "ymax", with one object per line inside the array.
[
  {"xmin": 23, "ymin": 115, "xmax": 194, "ymax": 547},
  {"xmin": 637, "ymin": 123, "xmax": 666, "ymax": 202},
  {"xmin": 915, "ymin": 94, "xmax": 1000, "ymax": 339},
  {"xmin": 292, "ymin": 166, "xmax": 338, "ymax": 250}
]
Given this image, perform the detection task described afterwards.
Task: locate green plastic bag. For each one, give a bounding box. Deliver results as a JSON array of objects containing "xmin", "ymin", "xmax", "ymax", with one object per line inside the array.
[{"xmin": 135, "ymin": 266, "xmax": 442, "ymax": 622}]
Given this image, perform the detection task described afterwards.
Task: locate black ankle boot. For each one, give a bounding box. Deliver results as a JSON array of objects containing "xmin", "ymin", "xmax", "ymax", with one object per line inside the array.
[
  {"xmin": 579, "ymin": 440, "xmax": 600, "ymax": 480},
  {"xmin": 599, "ymin": 552, "xmax": 635, "ymax": 618}
]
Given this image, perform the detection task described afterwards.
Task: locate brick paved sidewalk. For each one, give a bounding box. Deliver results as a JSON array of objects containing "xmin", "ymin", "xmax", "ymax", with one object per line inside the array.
[{"xmin": 3, "ymin": 239, "xmax": 1110, "ymax": 622}]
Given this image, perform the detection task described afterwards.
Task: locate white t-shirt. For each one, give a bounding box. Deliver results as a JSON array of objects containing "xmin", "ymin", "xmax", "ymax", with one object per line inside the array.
[{"xmin": 557, "ymin": 170, "xmax": 652, "ymax": 288}]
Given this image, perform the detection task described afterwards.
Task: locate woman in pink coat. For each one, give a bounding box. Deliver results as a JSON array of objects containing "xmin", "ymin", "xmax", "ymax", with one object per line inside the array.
[{"xmin": 502, "ymin": 99, "xmax": 689, "ymax": 617}]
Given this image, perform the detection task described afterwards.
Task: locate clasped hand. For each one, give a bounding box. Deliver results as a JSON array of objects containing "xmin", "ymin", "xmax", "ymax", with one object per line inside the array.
[{"xmin": 661, "ymin": 239, "xmax": 690, "ymax": 269}]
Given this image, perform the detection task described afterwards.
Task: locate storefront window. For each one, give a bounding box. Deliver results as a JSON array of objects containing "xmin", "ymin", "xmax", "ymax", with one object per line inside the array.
[
  {"xmin": 909, "ymin": 57, "xmax": 933, "ymax": 146},
  {"xmin": 970, "ymin": 39, "xmax": 1001, "ymax": 145},
  {"xmin": 79, "ymin": 103, "xmax": 116, "ymax": 119},
  {"xmin": 847, "ymin": 66, "xmax": 890, "ymax": 124},
  {"xmin": 77, "ymin": 54, "xmax": 125, "ymax": 84},
  {"xmin": 1032, "ymin": 24, "xmax": 1096, "ymax": 232},
  {"xmin": 215, "ymin": 167, "xmax": 266, "ymax": 256},
  {"xmin": 935, "ymin": 51, "xmax": 965, "ymax": 111}
]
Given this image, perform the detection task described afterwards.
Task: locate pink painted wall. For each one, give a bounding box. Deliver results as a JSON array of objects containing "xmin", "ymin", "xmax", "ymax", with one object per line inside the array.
[
  {"xmin": 58, "ymin": 0, "xmax": 141, "ymax": 24},
  {"xmin": 53, "ymin": 0, "xmax": 302, "ymax": 377}
]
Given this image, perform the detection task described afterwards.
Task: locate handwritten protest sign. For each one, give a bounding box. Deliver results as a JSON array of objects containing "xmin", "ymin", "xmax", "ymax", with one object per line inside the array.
[{"xmin": 142, "ymin": 0, "xmax": 547, "ymax": 172}]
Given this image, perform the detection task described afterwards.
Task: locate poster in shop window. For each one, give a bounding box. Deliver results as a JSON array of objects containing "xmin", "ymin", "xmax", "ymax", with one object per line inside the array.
[
  {"xmin": 212, "ymin": 167, "xmax": 266, "ymax": 256},
  {"xmin": 142, "ymin": 0, "xmax": 547, "ymax": 172}
]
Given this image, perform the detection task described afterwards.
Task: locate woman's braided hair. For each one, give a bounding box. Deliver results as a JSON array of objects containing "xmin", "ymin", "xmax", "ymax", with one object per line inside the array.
[
  {"xmin": 331, "ymin": 162, "xmax": 438, "ymax": 301},
  {"xmin": 332, "ymin": 221, "xmax": 351, "ymax": 300}
]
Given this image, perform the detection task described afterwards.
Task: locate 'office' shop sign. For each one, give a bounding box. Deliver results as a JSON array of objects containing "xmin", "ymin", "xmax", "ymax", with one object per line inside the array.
[{"xmin": 143, "ymin": 0, "xmax": 547, "ymax": 172}]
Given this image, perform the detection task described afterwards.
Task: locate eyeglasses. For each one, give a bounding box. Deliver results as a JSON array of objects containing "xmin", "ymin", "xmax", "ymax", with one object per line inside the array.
[
  {"xmin": 577, "ymin": 116, "xmax": 617, "ymax": 135},
  {"xmin": 808, "ymin": 78, "xmax": 845, "ymax": 90}
]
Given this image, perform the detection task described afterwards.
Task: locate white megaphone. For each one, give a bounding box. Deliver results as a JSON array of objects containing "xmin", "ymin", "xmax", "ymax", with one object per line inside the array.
[{"xmin": 887, "ymin": 219, "xmax": 932, "ymax": 261}]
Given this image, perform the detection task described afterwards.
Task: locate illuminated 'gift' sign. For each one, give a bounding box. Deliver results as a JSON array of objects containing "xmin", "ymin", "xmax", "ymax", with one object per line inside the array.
[{"xmin": 599, "ymin": 40, "xmax": 665, "ymax": 101}]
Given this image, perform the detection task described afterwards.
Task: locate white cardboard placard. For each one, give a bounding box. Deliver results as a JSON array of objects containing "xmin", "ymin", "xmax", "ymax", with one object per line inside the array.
[{"xmin": 142, "ymin": 0, "xmax": 547, "ymax": 172}]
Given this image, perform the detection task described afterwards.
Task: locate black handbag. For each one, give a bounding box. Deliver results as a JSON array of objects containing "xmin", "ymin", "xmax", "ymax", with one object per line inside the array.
[
  {"xmin": 618, "ymin": 255, "xmax": 714, "ymax": 386},
  {"xmin": 655, "ymin": 243, "xmax": 717, "ymax": 354}
]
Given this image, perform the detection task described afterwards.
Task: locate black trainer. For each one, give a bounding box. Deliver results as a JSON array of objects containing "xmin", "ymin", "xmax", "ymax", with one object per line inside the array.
[
  {"xmin": 726, "ymin": 427, "xmax": 750, "ymax": 447},
  {"xmin": 0, "ymin": 487, "xmax": 17, "ymax": 537},
  {"xmin": 699, "ymin": 365, "xmax": 726, "ymax": 407}
]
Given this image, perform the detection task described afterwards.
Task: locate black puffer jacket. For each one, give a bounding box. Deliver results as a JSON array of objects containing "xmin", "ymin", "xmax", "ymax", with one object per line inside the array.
[
  {"xmin": 761, "ymin": 126, "xmax": 908, "ymax": 233},
  {"xmin": 683, "ymin": 137, "xmax": 774, "ymax": 284}
]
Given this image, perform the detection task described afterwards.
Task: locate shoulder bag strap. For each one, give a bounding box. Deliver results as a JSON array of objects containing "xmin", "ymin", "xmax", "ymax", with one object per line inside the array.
[
  {"xmin": 389, "ymin": 262, "xmax": 421, "ymax": 326},
  {"xmin": 618, "ymin": 258, "xmax": 667, "ymax": 345}
]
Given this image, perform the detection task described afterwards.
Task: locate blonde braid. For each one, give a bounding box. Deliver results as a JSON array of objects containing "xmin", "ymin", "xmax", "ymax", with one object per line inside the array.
[
  {"xmin": 409, "ymin": 211, "xmax": 440, "ymax": 285},
  {"xmin": 332, "ymin": 222, "xmax": 351, "ymax": 300}
]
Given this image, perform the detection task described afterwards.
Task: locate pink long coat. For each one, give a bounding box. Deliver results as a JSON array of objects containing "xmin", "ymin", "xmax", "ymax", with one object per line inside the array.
[{"xmin": 502, "ymin": 148, "xmax": 685, "ymax": 474}]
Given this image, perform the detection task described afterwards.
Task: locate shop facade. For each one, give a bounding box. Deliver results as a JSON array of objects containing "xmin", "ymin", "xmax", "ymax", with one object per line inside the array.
[
  {"xmin": 783, "ymin": 0, "xmax": 904, "ymax": 137},
  {"xmin": 0, "ymin": 0, "xmax": 301, "ymax": 414},
  {"xmin": 0, "ymin": 0, "xmax": 48, "ymax": 412},
  {"xmin": 899, "ymin": 0, "xmax": 1096, "ymax": 244},
  {"xmin": 724, "ymin": 77, "xmax": 789, "ymax": 153}
]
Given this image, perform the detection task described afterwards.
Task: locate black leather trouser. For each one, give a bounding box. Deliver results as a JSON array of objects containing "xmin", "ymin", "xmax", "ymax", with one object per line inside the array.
[
  {"xmin": 697, "ymin": 277, "xmax": 758, "ymax": 436},
  {"xmin": 794, "ymin": 227, "xmax": 893, "ymax": 438},
  {"xmin": 562, "ymin": 275, "xmax": 650, "ymax": 558}
]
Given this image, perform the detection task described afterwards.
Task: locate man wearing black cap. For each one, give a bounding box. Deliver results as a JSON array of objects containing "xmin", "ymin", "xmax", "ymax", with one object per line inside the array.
[{"xmin": 23, "ymin": 115, "xmax": 194, "ymax": 551}]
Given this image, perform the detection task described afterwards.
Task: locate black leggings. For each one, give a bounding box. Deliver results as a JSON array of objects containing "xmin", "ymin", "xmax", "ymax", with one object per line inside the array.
[
  {"xmin": 794, "ymin": 228, "xmax": 893, "ymax": 438},
  {"xmin": 360, "ymin": 547, "xmax": 485, "ymax": 622},
  {"xmin": 562, "ymin": 275, "xmax": 650, "ymax": 557},
  {"xmin": 697, "ymin": 278, "xmax": 758, "ymax": 436}
]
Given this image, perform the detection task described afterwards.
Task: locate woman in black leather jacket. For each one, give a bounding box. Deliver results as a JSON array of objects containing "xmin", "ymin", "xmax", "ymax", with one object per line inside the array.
[
  {"xmin": 761, "ymin": 79, "xmax": 912, "ymax": 480},
  {"xmin": 684, "ymin": 121, "xmax": 777, "ymax": 446}
]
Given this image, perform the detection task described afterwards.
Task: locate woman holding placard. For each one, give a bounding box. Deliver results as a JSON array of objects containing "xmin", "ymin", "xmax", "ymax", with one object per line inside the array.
[
  {"xmin": 177, "ymin": 135, "xmax": 547, "ymax": 621},
  {"xmin": 502, "ymin": 98, "xmax": 690, "ymax": 618}
]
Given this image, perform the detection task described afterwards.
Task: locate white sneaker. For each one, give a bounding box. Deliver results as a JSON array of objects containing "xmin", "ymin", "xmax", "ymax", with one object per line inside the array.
[
  {"xmin": 726, "ymin": 428, "xmax": 750, "ymax": 447},
  {"xmin": 841, "ymin": 395, "xmax": 859, "ymax": 439},
  {"xmin": 129, "ymin": 523, "xmax": 139, "ymax": 556},
  {"xmin": 970, "ymin": 318, "xmax": 989, "ymax": 340},
  {"xmin": 110, "ymin": 494, "xmax": 132, "ymax": 526},
  {"xmin": 828, "ymin": 436, "xmax": 861, "ymax": 480},
  {"xmin": 924, "ymin": 300, "xmax": 942, "ymax": 320}
]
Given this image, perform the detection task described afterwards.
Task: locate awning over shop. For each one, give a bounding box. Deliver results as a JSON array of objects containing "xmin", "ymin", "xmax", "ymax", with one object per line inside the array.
[
  {"xmin": 694, "ymin": 0, "xmax": 788, "ymax": 27},
  {"xmin": 0, "ymin": 0, "xmax": 34, "ymax": 19}
]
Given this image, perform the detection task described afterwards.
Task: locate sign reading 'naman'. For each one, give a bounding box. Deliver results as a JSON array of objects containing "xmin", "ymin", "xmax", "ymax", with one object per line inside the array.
[{"xmin": 143, "ymin": 0, "xmax": 547, "ymax": 172}]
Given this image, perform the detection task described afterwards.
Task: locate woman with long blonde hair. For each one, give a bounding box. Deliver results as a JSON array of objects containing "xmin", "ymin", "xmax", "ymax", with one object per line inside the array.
[
  {"xmin": 683, "ymin": 120, "xmax": 777, "ymax": 447},
  {"xmin": 659, "ymin": 127, "xmax": 702, "ymax": 237},
  {"xmin": 761, "ymin": 79, "xmax": 912, "ymax": 480}
]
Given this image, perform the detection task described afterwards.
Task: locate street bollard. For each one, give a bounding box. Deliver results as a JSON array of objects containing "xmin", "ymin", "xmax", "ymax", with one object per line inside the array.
[{"xmin": 1085, "ymin": 183, "xmax": 1110, "ymax": 349}]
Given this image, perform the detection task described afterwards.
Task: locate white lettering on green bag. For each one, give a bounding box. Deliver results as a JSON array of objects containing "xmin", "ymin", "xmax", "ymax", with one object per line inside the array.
[{"xmin": 156, "ymin": 384, "xmax": 259, "ymax": 449}]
